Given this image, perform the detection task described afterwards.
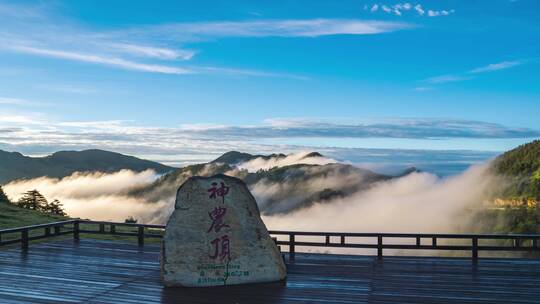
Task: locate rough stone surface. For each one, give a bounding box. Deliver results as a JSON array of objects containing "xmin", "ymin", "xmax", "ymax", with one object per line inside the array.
[{"xmin": 161, "ymin": 174, "xmax": 286, "ymax": 287}]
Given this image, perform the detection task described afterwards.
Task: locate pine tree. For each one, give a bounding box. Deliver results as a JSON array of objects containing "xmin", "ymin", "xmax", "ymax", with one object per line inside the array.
[
  {"xmin": 44, "ymin": 199, "xmax": 67, "ymax": 216},
  {"xmin": 0, "ymin": 186, "xmax": 10, "ymax": 204},
  {"xmin": 17, "ymin": 190, "xmax": 48, "ymax": 211}
]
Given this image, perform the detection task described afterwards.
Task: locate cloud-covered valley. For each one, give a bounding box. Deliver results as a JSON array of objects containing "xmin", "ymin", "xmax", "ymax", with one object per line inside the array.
[{"xmin": 3, "ymin": 152, "xmax": 500, "ymax": 236}]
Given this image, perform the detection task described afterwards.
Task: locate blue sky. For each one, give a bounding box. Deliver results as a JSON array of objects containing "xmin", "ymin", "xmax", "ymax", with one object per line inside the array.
[{"xmin": 0, "ymin": 0, "xmax": 539, "ymax": 174}]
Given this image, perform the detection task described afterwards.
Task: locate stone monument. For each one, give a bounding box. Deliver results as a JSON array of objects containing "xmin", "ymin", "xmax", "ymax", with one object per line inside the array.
[{"xmin": 161, "ymin": 174, "xmax": 287, "ymax": 287}]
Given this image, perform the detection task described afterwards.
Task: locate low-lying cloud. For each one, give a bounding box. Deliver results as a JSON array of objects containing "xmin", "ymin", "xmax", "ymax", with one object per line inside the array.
[
  {"xmin": 263, "ymin": 164, "xmax": 494, "ymax": 233},
  {"xmin": 3, "ymin": 160, "xmax": 499, "ymax": 236},
  {"xmin": 3, "ymin": 170, "xmax": 168, "ymax": 223},
  {"xmin": 237, "ymin": 151, "xmax": 336, "ymax": 172}
]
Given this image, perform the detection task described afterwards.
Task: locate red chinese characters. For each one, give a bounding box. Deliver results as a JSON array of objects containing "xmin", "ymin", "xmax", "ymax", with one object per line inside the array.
[
  {"xmin": 207, "ymin": 181, "xmax": 231, "ymax": 262},
  {"xmin": 209, "ymin": 235, "xmax": 231, "ymax": 261},
  {"xmin": 207, "ymin": 207, "xmax": 229, "ymax": 233},
  {"xmin": 208, "ymin": 182, "xmax": 229, "ymax": 203}
]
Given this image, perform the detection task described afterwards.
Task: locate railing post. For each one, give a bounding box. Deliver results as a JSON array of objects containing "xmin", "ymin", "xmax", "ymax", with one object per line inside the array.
[
  {"xmin": 290, "ymin": 234, "xmax": 295, "ymax": 261},
  {"xmin": 472, "ymin": 237, "xmax": 478, "ymax": 262},
  {"xmin": 45, "ymin": 227, "xmax": 51, "ymax": 237},
  {"xmin": 99, "ymin": 223, "xmax": 105, "ymax": 233},
  {"xmin": 341, "ymin": 235, "xmax": 345, "ymax": 245},
  {"xmin": 138, "ymin": 226, "xmax": 145, "ymax": 247},
  {"xmin": 432, "ymin": 237, "xmax": 437, "ymax": 247},
  {"xmin": 74, "ymin": 221, "xmax": 80, "ymax": 242},
  {"xmin": 110, "ymin": 225, "xmax": 116, "ymax": 234},
  {"xmin": 325, "ymin": 235, "xmax": 330, "ymax": 245},
  {"xmin": 54, "ymin": 226, "xmax": 60, "ymax": 235},
  {"xmin": 377, "ymin": 236, "xmax": 383, "ymax": 259},
  {"xmin": 416, "ymin": 237, "xmax": 421, "ymax": 247},
  {"xmin": 21, "ymin": 229, "xmax": 29, "ymax": 251}
]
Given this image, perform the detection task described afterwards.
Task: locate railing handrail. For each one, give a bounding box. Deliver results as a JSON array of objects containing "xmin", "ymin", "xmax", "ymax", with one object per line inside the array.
[
  {"xmin": 0, "ymin": 220, "xmax": 78, "ymax": 234},
  {"xmin": 77, "ymin": 220, "xmax": 165, "ymax": 229},
  {"xmin": 267, "ymin": 230, "xmax": 540, "ymax": 239}
]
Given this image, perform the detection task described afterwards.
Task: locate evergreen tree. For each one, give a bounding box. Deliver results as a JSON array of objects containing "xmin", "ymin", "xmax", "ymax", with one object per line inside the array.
[
  {"xmin": 17, "ymin": 189, "xmax": 48, "ymax": 211},
  {"xmin": 0, "ymin": 186, "xmax": 10, "ymax": 204},
  {"xmin": 43, "ymin": 199, "xmax": 66, "ymax": 216}
]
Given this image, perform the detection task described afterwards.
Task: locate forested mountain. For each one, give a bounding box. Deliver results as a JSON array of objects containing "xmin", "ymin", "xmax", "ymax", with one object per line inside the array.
[
  {"xmin": 0, "ymin": 149, "xmax": 174, "ymax": 183},
  {"xmin": 491, "ymin": 140, "xmax": 540, "ymax": 199}
]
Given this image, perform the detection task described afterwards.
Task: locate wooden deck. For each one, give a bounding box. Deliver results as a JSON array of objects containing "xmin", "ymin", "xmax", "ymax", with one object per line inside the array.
[{"xmin": 1, "ymin": 239, "xmax": 540, "ymax": 304}]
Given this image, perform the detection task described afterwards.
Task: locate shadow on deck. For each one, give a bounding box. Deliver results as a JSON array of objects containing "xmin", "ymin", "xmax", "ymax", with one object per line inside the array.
[{"xmin": 1, "ymin": 239, "xmax": 540, "ymax": 304}]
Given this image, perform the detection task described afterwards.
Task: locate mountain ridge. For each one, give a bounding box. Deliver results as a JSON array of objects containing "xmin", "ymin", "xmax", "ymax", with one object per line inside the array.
[
  {"xmin": 129, "ymin": 154, "xmax": 393, "ymax": 215},
  {"xmin": 0, "ymin": 149, "xmax": 174, "ymax": 184}
]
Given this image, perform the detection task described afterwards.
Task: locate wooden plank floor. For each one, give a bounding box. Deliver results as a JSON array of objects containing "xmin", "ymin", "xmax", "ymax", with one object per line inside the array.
[{"xmin": 1, "ymin": 239, "xmax": 540, "ymax": 304}]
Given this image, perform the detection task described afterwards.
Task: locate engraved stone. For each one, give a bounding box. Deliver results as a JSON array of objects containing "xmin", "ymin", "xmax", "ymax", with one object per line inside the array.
[{"xmin": 161, "ymin": 174, "xmax": 286, "ymax": 287}]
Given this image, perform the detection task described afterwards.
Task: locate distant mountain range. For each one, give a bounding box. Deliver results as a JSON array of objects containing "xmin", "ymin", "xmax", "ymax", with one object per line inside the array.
[
  {"xmin": 0, "ymin": 149, "xmax": 174, "ymax": 183},
  {"xmin": 0, "ymin": 148, "xmax": 424, "ymax": 214},
  {"xmin": 129, "ymin": 152, "xmax": 416, "ymax": 215},
  {"xmin": 5, "ymin": 141, "xmax": 540, "ymax": 220}
]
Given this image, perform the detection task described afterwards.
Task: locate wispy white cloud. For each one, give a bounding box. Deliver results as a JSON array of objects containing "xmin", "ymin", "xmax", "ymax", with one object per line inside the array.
[
  {"xmin": 427, "ymin": 9, "xmax": 455, "ymax": 17},
  {"xmin": 426, "ymin": 74, "xmax": 470, "ymax": 84},
  {"xmin": 425, "ymin": 60, "xmax": 524, "ymax": 85},
  {"xmin": 7, "ymin": 45, "xmax": 192, "ymax": 75},
  {"xmin": 0, "ymin": 114, "xmax": 44, "ymax": 124},
  {"xmin": 1, "ymin": 116, "xmax": 537, "ymax": 145},
  {"xmin": 381, "ymin": 5, "xmax": 393, "ymax": 14},
  {"xmin": 412, "ymin": 86, "xmax": 433, "ymax": 92},
  {"xmin": 366, "ymin": 3, "xmax": 454, "ymax": 17},
  {"xmin": 140, "ymin": 19, "xmax": 411, "ymax": 39},
  {"xmin": 0, "ymin": 3, "xmax": 411, "ymax": 77},
  {"xmin": 10, "ymin": 43, "xmax": 308, "ymax": 78},
  {"xmin": 107, "ymin": 43, "xmax": 196, "ymax": 60},
  {"xmin": 414, "ymin": 4, "xmax": 425, "ymax": 15},
  {"xmin": 469, "ymin": 60, "xmax": 523, "ymax": 74},
  {"xmin": 34, "ymin": 84, "xmax": 96, "ymax": 94},
  {"xmin": 0, "ymin": 96, "xmax": 48, "ymax": 106},
  {"xmin": 0, "ymin": 97, "xmax": 32, "ymax": 105},
  {"xmin": 192, "ymin": 66, "xmax": 310, "ymax": 80}
]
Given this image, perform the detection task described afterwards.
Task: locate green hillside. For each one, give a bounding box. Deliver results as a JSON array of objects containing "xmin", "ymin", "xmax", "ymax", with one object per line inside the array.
[{"xmin": 491, "ymin": 140, "xmax": 540, "ymax": 199}]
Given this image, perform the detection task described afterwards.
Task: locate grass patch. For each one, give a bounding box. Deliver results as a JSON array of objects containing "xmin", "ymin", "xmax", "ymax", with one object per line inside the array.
[
  {"xmin": 0, "ymin": 203, "xmax": 163, "ymax": 246},
  {"xmin": 0, "ymin": 202, "xmax": 68, "ymax": 230}
]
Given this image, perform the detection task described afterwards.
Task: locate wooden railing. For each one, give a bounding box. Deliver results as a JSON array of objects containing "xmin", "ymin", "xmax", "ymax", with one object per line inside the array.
[
  {"xmin": 0, "ymin": 220, "xmax": 78, "ymax": 250},
  {"xmin": 269, "ymin": 231, "xmax": 540, "ymax": 261},
  {"xmin": 1, "ymin": 220, "xmax": 540, "ymax": 261}
]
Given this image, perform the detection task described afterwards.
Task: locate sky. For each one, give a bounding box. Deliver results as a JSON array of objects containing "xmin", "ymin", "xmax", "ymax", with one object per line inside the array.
[{"xmin": 0, "ymin": 0, "xmax": 539, "ymax": 175}]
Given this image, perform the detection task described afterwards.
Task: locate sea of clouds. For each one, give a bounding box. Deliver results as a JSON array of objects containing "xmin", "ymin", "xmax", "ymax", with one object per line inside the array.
[{"xmin": 3, "ymin": 152, "xmax": 499, "ymax": 238}]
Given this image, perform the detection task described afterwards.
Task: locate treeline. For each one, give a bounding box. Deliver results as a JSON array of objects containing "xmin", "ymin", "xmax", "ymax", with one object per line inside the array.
[
  {"xmin": 470, "ymin": 205, "xmax": 540, "ymax": 234},
  {"xmin": 0, "ymin": 186, "xmax": 66, "ymax": 216}
]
